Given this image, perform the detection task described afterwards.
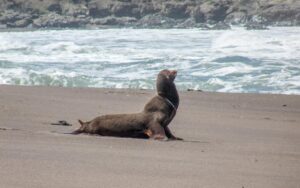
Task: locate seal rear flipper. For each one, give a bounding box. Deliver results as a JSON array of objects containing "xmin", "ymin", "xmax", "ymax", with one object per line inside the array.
[
  {"xmin": 78, "ymin": 119, "xmax": 85, "ymax": 126},
  {"xmin": 70, "ymin": 119, "xmax": 88, "ymax": 135},
  {"xmin": 70, "ymin": 129, "xmax": 84, "ymax": 135}
]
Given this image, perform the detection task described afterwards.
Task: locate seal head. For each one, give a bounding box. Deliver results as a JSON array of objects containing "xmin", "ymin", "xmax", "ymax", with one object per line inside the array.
[{"xmin": 156, "ymin": 69, "xmax": 179, "ymax": 109}]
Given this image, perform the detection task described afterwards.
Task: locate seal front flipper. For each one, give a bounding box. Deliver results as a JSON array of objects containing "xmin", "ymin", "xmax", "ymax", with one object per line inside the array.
[
  {"xmin": 148, "ymin": 123, "xmax": 167, "ymax": 141},
  {"xmin": 165, "ymin": 126, "xmax": 183, "ymax": 141}
]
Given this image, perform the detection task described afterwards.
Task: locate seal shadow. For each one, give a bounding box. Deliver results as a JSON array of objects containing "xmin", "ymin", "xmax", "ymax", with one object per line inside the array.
[{"xmin": 52, "ymin": 131, "xmax": 209, "ymax": 144}]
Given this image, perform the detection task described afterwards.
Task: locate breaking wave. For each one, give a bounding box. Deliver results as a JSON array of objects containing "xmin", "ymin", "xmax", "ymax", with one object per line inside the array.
[{"xmin": 0, "ymin": 27, "xmax": 300, "ymax": 94}]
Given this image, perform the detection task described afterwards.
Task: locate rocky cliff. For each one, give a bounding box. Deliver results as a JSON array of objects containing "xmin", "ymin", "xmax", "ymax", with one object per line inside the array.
[{"xmin": 0, "ymin": 0, "xmax": 299, "ymax": 29}]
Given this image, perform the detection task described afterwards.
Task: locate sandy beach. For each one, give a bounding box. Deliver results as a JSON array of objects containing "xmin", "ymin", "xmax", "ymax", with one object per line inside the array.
[{"xmin": 0, "ymin": 84, "xmax": 299, "ymax": 188}]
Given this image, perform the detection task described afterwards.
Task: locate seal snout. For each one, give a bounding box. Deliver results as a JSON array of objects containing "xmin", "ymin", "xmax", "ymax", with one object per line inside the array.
[
  {"xmin": 168, "ymin": 70, "xmax": 177, "ymax": 81},
  {"xmin": 170, "ymin": 70, "xmax": 177, "ymax": 77}
]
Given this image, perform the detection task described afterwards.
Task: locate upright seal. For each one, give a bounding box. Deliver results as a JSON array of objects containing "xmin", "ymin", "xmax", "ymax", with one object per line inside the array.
[{"xmin": 72, "ymin": 69, "xmax": 182, "ymax": 141}]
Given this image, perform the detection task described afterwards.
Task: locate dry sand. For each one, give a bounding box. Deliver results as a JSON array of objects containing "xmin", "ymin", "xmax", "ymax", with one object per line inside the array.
[{"xmin": 0, "ymin": 85, "xmax": 299, "ymax": 188}]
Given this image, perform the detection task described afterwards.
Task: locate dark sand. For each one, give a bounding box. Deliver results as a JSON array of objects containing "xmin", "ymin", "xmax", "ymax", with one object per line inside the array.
[{"xmin": 0, "ymin": 85, "xmax": 299, "ymax": 188}]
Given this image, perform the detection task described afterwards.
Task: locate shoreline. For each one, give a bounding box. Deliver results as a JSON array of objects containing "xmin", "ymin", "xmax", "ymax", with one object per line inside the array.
[
  {"xmin": 1, "ymin": 84, "xmax": 300, "ymax": 96},
  {"xmin": 1, "ymin": 84, "xmax": 299, "ymax": 187}
]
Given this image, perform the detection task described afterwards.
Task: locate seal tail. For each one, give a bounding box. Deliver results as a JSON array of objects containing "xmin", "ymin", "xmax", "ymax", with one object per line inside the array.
[{"xmin": 70, "ymin": 119, "xmax": 85, "ymax": 134}]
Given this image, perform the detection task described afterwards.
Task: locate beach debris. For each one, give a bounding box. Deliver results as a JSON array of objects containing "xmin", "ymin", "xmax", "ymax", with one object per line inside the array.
[
  {"xmin": 0, "ymin": 127, "xmax": 20, "ymax": 131},
  {"xmin": 187, "ymin": 88, "xmax": 203, "ymax": 92},
  {"xmin": 51, "ymin": 120, "xmax": 72, "ymax": 126}
]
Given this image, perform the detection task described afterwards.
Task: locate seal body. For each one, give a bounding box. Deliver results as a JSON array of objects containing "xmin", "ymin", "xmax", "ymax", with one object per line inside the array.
[{"xmin": 73, "ymin": 69, "xmax": 182, "ymax": 140}]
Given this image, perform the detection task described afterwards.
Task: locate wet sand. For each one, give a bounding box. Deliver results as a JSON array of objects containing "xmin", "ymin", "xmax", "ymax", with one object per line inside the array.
[{"xmin": 0, "ymin": 85, "xmax": 299, "ymax": 188}]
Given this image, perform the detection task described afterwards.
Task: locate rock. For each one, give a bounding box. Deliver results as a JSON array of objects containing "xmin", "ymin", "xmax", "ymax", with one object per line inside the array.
[
  {"xmin": 200, "ymin": 1, "xmax": 231, "ymax": 22},
  {"xmin": 139, "ymin": 3, "xmax": 157, "ymax": 17},
  {"xmin": 33, "ymin": 13, "xmax": 88, "ymax": 28},
  {"xmin": 0, "ymin": 0, "xmax": 300, "ymax": 28},
  {"xmin": 191, "ymin": 6, "xmax": 205, "ymax": 23},
  {"xmin": 207, "ymin": 22, "xmax": 231, "ymax": 30},
  {"xmin": 225, "ymin": 11, "xmax": 247, "ymax": 25},
  {"xmin": 260, "ymin": 3, "xmax": 300, "ymax": 26},
  {"xmin": 7, "ymin": 18, "xmax": 32, "ymax": 27},
  {"xmin": 245, "ymin": 22, "xmax": 268, "ymax": 30},
  {"xmin": 137, "ymin": 13, "xmax": 177, "ymax": 28},
  {"xmin": 62, "ymin": 3, "xmax": 89, "ymax": 17},
  {"xmin": 162, "ymin": 2, "xmax": 189, "ymax": 19},
  {"xmin": 111, "ymin": 2, "xmax": 140, "ymax": 18},
  {"xmin": 0, "ymin": 24, "xmax": 7, "ymax": 29},
  {"xmin": 88, "ymin": 1, "xmax": 111, "ymax": 18},
  {"xmin": 91, "ymin": 16, "xmax": 136, "ymax": 26},
  {"xmin": 175, "ymin": 18, "xmax": 195, "ymax": 28},
  {"xmin": 0, "ymin": 10, "xmax": 33, "ymax": 28},
  {"xmin": 0, "ymin": 10, "xmax": 21, "ymax": 23},
  {"xmin": 47, "ymin": 3, "xmax": 62, "ymax": 14},
  {"xmin": 295, "ymin": 13, "xmax": 300, "ymax": 25},
  {"xmin": 175, "ymin": 18, "xmax": 198, "ymax": 28},
  {"xmin": 71, "ymin": 0, "xmax": 84, "ymax": 4},
  {"xmin": 3, "ymin": 0, "xmax": 21, "ymax": 10}
]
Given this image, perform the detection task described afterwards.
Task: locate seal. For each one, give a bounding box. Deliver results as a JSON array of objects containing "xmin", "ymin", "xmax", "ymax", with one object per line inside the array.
[{"xmin": 72, "ymin": 69, "xmax": 182, "ymax": 141}]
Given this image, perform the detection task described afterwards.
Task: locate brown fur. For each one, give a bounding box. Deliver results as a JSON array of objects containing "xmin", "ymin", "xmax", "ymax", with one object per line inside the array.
[{"xmin": 72, "ymin": 69, "xmax": 182, "ymax": 141}]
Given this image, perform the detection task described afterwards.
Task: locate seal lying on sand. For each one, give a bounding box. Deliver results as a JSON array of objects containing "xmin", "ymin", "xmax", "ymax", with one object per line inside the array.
[{"xmin": 72, "ymin": 69, "xmax": 182, "ymax": 141}]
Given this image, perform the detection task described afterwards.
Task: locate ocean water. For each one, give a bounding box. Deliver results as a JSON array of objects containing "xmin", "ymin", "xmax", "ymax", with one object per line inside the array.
[{"xmin": 0, "ymin": 27, "xmax": 299, "ymax": 94}]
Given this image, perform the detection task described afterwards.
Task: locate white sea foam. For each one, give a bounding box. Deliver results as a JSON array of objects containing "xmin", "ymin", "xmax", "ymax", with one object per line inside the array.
[
  {"xmin": 0, "ymin": 27, "xmax": 299, "ymax": 94},
  {"xmin": 211, "ymin": 29, "xmax": 300, "ymax": 70}
]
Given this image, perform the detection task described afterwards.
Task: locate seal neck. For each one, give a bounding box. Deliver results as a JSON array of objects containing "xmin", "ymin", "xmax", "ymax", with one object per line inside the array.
[
  {"xmin": 158, "ymin": 95, "xmax": 177, "ymax": 111},
  {"xmin": 157, "ymin": 91, "xmax": 179, "ymax": 109},
  {"xmin": 164, "ymin": 97, "xmax": 177, "ymax": 111}
]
